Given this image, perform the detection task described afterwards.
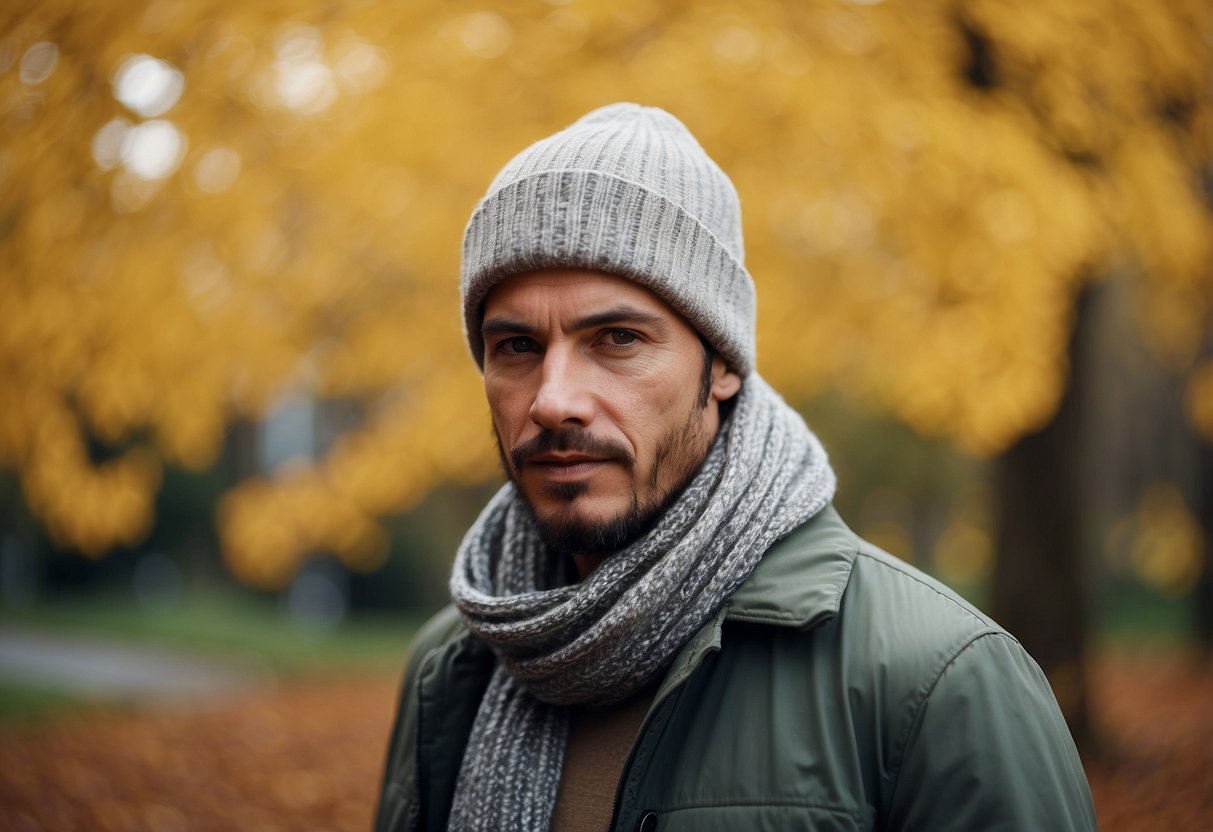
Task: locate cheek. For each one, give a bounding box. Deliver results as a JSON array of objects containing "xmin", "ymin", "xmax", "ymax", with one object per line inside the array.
[
  {"xmin": 485, "ymin": 380, "xmax": 532, "ymax": 441},
  {"xmin": 610, "ymin": 374, "xmax": 694, "ymax": 461}
]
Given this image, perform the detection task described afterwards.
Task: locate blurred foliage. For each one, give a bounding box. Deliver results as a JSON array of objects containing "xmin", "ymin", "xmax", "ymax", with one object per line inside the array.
[
  {"xmin": 1106, "ymin": 482, "xmax": 1206, "ymax": 598},
  {"xmin": 0, "ymin": 0, "xmax": 1210, "ymax": 586}
]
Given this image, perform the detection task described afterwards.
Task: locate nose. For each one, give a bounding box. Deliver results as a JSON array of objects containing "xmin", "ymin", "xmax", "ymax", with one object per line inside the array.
[{"xmin": 529, "ymin": 348, "xmax": 595, "ymax": 429}]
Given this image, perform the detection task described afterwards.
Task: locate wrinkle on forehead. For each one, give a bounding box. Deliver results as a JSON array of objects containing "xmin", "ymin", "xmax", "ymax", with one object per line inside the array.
[{"xmin": 483, "ymin": 269, "xmax": 686, "ymax": 335}]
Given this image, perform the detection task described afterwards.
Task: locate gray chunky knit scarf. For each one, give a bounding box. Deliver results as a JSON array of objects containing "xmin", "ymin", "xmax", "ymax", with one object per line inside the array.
[{"xmin": 448, "ymin": 375, "xmax": 836, "ymax": 831}]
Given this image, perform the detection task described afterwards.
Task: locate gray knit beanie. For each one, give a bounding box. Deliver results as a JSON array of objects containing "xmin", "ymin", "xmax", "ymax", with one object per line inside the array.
[{"xmin": 461, "ymin": 102, "xmax": 756, "ymax": 376}]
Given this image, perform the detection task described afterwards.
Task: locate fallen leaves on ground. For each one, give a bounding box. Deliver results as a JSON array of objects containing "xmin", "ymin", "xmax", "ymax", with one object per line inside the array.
[
  {"xmin": 0, "ymin": 674, "xmax": 401, "ymax": 832},
  {"xmin": 1, "ymin": 650, "xmax": 1209, "ymax": 830},
  {"xmin": 1085, "ymin": 647, "xmax": 1213, "ymax": 831}
]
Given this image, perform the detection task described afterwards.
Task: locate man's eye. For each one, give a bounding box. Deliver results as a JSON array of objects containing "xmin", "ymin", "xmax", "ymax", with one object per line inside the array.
[
  {"xmin": 499, "ymin": 336, "xmax": 536, "ymax": 354},
  {"xmin": 608, "ymin": 330, "xmax": 638, "ymax": 346}
]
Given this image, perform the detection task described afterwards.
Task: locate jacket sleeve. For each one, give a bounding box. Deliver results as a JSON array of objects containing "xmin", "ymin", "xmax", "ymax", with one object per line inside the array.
[
  {"xmin": 886, "ymin": 632, "xmax": 1097, "ymax": 831},
  {"xmin": 374, "ymin": 641, "xmax": 428, "ymax": 832},
  {"xmin": 374, "ymin": 606, "xmax": 464, "ymax": 832}
]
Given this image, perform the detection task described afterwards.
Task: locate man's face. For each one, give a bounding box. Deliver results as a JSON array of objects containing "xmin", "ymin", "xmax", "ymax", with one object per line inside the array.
[{"xmin": 482, "ymin": 269, "xmax": 741, "ymax": 564}]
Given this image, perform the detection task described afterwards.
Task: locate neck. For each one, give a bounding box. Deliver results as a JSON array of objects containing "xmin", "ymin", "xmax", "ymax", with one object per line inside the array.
[{"xmin": 572, "ymin": 552, "xmax": 607, "ymax": 581}]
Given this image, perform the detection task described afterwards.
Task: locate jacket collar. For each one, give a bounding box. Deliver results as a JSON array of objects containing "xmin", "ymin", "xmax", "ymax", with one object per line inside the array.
[
  {"xmin": 725, "ymin": 504, "xmax": 859, "ymax": 629},
  {"xmin": 653, "ymin": 505, "xmax": 859, "ymax": 704}
]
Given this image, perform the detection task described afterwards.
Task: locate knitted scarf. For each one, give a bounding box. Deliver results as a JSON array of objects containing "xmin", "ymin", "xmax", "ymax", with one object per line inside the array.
[{"xmin": 447, "ymin": 375, "xmax": 836, "ymax": 831}]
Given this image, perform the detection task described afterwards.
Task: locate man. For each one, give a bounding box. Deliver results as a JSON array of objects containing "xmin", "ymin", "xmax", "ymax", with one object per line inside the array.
[{"xmin": 375, "ymin": 103, "xmax": 1095, "ymax": 832}]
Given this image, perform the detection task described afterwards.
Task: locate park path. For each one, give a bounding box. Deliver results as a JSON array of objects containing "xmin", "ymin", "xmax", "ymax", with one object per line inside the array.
[{"xmin": 0, "ymin": 629, "xmax": 268, "ymax": 703}]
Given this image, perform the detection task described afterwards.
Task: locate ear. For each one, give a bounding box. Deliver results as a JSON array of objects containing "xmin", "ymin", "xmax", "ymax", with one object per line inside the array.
[{"xmin": 710, "ymin": 355, "xmax": 742, "ymax": 402}]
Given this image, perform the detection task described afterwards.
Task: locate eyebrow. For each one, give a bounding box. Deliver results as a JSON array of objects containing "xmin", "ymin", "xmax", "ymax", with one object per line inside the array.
[
  {"xmin": 573, "ymin": 306, "xmax": 669, "ymax": 331},
  {"xmin": 481, "ymin": 305, "xmax": 670, "ymax": 339}
]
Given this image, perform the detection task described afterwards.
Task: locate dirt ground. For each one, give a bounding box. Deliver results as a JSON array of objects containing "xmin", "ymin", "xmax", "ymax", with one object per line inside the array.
[{"xmin": 1, "ymin": 649, "xmax": 1209, "ymax": 831}]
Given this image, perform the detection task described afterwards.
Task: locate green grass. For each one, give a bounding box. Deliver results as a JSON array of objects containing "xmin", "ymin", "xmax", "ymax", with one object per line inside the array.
[
  {"xmin": 1095, "ymin": 580, "xmax": 1198, "ymax": 647},
  {"xmin": 0, "ymin": 682, "xmax": 97, "ymax": 724}
]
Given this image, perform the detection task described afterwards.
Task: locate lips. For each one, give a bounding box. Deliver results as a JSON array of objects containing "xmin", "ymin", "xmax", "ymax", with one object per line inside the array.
[
  {"xmin": 526, "ymin": 455, "xmax": 611, "ymax": 479},
  {"xmin": 508, "ymin": 428, "xmax": 634, "ymax": 476},
  {"xmin": 531, "ymin": 454, "xmax": 604, "ymax": 465}
]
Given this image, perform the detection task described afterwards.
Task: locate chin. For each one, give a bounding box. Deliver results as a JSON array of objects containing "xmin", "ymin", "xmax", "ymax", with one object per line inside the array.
[
  {"xmin": 532, "ymin": 490, "xmax": 621, "ymax": 527},
  {"xmin": 523, "ymin": 488, "xmax": 647, "ymax": 558}
]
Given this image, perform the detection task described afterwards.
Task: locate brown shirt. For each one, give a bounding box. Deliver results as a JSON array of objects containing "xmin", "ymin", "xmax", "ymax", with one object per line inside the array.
[{"xmin": 549, "ymin": 690, "xmax": 655, "ymax": 832}]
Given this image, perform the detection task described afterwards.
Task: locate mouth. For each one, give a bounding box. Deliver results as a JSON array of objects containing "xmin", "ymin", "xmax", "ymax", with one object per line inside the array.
[{"xmin": 526, "ymin": 455, "xmax": 612, "ymax": 480}]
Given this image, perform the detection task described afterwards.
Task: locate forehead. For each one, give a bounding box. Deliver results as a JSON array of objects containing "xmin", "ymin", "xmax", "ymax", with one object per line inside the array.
[{"xmin": 483, "ymin": 269, "xmax": 680, "ymax": 321}]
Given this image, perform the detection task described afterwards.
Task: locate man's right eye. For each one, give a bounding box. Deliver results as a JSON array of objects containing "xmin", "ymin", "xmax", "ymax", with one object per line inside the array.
[{"xmin": 498, "ymin": 336, "xmax": 536, "ymax": 355}]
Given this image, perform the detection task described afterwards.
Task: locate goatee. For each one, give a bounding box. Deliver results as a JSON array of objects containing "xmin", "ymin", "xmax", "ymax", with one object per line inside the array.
[{"xmin": 495, "ymin": 400, "xmax": 713, "ymax": 559}]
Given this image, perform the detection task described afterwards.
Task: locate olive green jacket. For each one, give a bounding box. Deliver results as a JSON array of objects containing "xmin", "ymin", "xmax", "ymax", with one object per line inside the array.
[{"xmin": 375, "ymin": 506, "xmax": 1096, "ymax": 831}]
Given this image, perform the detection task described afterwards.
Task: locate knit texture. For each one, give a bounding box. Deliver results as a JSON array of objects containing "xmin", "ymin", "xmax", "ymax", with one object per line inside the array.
[
  {"xmin": 461, "ymin": 103, "xmax": 757, "ymax": 375},
  {"xmin": 448, "ymin": 375, "xmax": 836, "ymax": 831}
]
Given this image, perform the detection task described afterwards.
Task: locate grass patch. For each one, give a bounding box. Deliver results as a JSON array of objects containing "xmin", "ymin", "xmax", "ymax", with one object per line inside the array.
[
  {"xmin": 0, "ymin": 682, "xmax": 93, "ymax": 725},
  {"xmin": 1095, "ymin": 581, "xmax": 1196, "ymax": 648}
]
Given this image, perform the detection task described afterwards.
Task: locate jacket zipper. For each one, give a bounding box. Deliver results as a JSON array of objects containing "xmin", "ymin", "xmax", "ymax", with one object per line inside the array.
[
  {"xmin": 605, "ymin": 635, "xmax": 716, "ymax": 832},
  {"xmin": 605, "ymin": 686, "xmax": 678, "ymax": 831}
]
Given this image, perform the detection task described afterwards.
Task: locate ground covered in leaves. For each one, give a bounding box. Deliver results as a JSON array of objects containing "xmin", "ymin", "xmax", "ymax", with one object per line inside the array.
[
  {"xmin": 1084, "ymin": 648, "xmax": 1213, "ymax": 830},
  {"xmin": 1, "ymin": 650, "xmax": 1209, "ymax": 831}
]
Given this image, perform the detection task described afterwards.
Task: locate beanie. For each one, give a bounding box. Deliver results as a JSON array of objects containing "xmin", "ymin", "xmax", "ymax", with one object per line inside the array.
[{"xmin": 460, "ymin": 102, "xmax": 756, "ymax": 376}]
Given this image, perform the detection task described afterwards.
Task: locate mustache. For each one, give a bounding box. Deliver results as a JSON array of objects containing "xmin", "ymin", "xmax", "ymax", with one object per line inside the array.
[{"xmin": 509, "ymin": 428, "xmax": 635, "ymax": 472}]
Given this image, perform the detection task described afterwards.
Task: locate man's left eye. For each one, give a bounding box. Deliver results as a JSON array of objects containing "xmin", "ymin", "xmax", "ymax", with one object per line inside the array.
[{"xmin": 608, "ymin": 330, "xmax": 638, "ymax": 346}]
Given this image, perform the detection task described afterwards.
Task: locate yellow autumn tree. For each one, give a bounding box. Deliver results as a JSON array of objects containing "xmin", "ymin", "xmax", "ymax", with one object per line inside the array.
[{"xmin": 1, "ymin": 0, "xmax": 1209, "ymax": 587}]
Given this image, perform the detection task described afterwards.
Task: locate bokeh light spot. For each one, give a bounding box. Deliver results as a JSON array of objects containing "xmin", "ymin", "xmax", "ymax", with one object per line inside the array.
[
  {"xmin": 122, "ymin": 120, "xmax": 186, "ymax": 180},
  {"xmin": 460, "ymin": 12, "xmax": 512, "ymax": 59},
  {"xmin": 193, "ymin": 146, "xmax": 242, "ymax": 194},
  {"xmin": 91, "ymin": 118, "xmax": 131, "ymax": 170},
  {"xmin": 334, "ymin": 42, "xmax": 390, "ymax": 95},
  {"xmin": 112, "ymin": 54, "xmax": 185, "ymax": 118},
  {"xmin": 19, "ymin": 41, "xmax": 58, "ymax": 85},
  {"xmin": 713, "ymin": 26, "xmax": 762, "ymax": 69},
  {"xmin": 272, "ymin": 27, "xmax": 336, "ymax": 115}
]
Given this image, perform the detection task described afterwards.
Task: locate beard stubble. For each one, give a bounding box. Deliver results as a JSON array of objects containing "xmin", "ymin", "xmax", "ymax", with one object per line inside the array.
[{"xmin": 496, "ymin": 398, "xmax": 713, "ymax": 559}]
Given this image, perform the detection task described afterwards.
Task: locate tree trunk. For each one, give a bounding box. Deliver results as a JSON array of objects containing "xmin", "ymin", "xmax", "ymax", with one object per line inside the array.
[
  {"xmin": 1195, "ymin": 438, "xmax": 1213, "ymax": 656},
  {"xmin": 992, "ymin": 284, "xmax": 1096, "ymax": 751}
]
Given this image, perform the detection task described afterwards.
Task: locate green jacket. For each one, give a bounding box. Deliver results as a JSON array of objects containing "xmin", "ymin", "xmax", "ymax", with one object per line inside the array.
[{"xmin": 375, "ymin": 506, "xmax": 1096, "ymax": 831}]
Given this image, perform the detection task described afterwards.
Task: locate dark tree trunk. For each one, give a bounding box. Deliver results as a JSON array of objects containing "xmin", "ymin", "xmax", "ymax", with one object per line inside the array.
[
  {"xmin": 1193, "ymin": 317, "xmax": 1213, "ymax": 655},
  {"xmin": 992, "ymin": 284, "xmax": 1096, "ymax": 751},
  {"xmin": 1195, "ymin": 438, "xmax": 1213, "ymax": 656}
]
